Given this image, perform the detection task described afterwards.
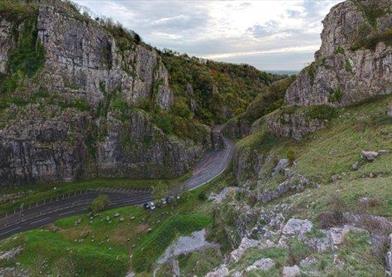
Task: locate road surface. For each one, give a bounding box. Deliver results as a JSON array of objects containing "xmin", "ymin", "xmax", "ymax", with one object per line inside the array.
[{"xmin": 0, "ymin": 137, "xmax": 234, "ymax": 240}]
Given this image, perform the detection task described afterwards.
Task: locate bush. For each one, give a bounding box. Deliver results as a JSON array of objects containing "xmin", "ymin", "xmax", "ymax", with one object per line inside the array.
[
  {"xmin": 152, "ymin": 182, "xmax": 168, "ymax": 200},
  {"xmin": 198, "ymin": 191, "xmax": 207, "ymax": 201},
  {"xmin": 73, "ymin": 98, "xmax": 90, "ymax": 112},
  {"xmin": 242, "ymin": 76, "xmax": 295, "ymax": 124},
  {"xmin": 172, "ymin": 97, "xmax": 192, "ymax": 119},
  {"xmin": 153, "ymin": 112, "xmax": 173, "ymax": 134},
  {"xmin": 287, "ymin": 149, "xmax": 296, "ymax": 165},
  {"xmin": 90, "ymin": 195, "xmax": 110, "ymax": 213},
  {"xmin": 345, "ymin": 59, "xmax": 353, "ymax": 72},
  {"xmin": 318, "ymin": 194, "xmax": 347, "ymax": 228},
  {"xmin": 287, "ymin": 238, "xmax": 311, "ymax": 265},
  {"xmin": 329, "ymin": 88, "xmax": 343, "ymax": 103},
  {"xmin": 305, "ymin": 105, "xmax": 338, "ymax": 121},
  {"xmin": 352, "ymin": 29, "xmax": 392, "ymax": 50},
  {"xmin": 335, "ymin": 46, "xmax": 345, "ymax": 54}
]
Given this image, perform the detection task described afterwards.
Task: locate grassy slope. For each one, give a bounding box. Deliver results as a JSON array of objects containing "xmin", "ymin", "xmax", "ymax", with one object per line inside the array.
[
  {"xmin": 0, "ymin": 173, "xmax": 233, "ymax": 276},
  {"xmin": 229, "ymin": 95, "xmax": 392, "ymax": 276}
]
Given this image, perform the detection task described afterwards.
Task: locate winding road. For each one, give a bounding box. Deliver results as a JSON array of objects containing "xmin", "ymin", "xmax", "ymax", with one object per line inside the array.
[{"xmin": 0, "ymin": 138, "xmax": 234, "ymax": 240}]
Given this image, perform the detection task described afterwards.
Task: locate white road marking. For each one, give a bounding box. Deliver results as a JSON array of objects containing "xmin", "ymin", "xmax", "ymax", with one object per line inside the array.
[
  {"xmin": 30, "ymin": 217, "xmax": 51, "ymax": 225},
  {"xmin": 0, "ymin": 226, "xmax": 20, "ymax": 236},
  {"xmin": 59, "ymin": 210, "xmax": 76, "ymax": 216}
]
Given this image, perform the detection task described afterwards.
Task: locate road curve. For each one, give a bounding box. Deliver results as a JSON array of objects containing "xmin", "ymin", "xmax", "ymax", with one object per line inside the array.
[{"xmin": 0, "ymin": 136, "xmax": 235, "ymax": 240}]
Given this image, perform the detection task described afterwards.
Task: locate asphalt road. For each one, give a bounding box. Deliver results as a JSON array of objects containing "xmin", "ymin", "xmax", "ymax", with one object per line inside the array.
[{"xmin": 0, "ymin": 137, "xmax": 234, "ymax": 240}]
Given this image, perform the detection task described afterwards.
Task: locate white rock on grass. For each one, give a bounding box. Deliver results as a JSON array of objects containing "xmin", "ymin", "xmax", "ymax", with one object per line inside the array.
[
  {"xmin": 208, "ymin": 187, "xmax": 237, "ymax": 203},
  {"xmin": 282, "ymin": 219, "xmax": 313, "ymax": 237},
  {"xmin": 205, "ymin": 265, "xmax": 229, "ymax": 277},
  {"xmin": 0, "ymin": 247, "xmax": 23, "ymax": 261},
  {"xmin": 272, "ymin": 159, "xmax": 289, "ymax": 176},
  {"xmin": 283, "ymin": 265, "xmax": 301, "ymax": 277},
  {"xmin": 157, "ymin": 229, "xmax": 217, "ymax": 264},
  {"xmin": 328, "ymin": 225, "xmax": 367, "ymax": 246},
  {"xmin": 230, "ymin": 237, "xmax": 260, "ymax": 262},
  {"xmin": 361, "ymin": 151, "xmax": 379, "ymax": 162},
  {"xmin": 299, "ymin": 257, "xmax": 317, "ymax": 267},
  {"xmin": 246, "ymin": 258, "xmax": 275, "ymax": 272}
]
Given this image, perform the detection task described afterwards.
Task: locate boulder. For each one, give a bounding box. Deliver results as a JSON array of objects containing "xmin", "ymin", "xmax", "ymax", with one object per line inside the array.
[
  {"xmin": 246, "ymin": 258, "xmax": 275, "ymax": 272},
  {"xmin": 272, "ymin": 159, "xmax": 289, "ymax": 176},
  {"xmin": 361, "ymin": 151, "xmax": 379, "ymax": 162},
  {"xmin": 230, "ymin": 237, "xmax": 260, "ymax": 262},
  {"xmin": 205, "ymin": 265, "xmax": 229, "ymax": 277},
  {"xmin": 282, "ymin": 219, "xmax": 313, "ymax": 237},
  {"xmin": 283, "ymin": 265, "xmax": 300, "ymax": 277}
]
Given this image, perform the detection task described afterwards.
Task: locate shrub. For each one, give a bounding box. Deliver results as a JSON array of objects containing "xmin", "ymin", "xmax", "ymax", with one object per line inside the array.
[
  {"xmin": 318, "ymin": 211, "xmax": 345, "ymax": 228},
  {"xmin": 345, "ymin": 59, "xmax": 353, "ymax": 72},
  {"xmin": 152, "ymin": 182, "xmax": 168, "ymax": 200},
  {"xmin": 287, "ymin": 149, "xmax": 296, "ymax": 165},
  {"xmin": 242, "ymin": 76, "xmax": 295, "ymax": 123},
  {"xmin": 198, "ymin": 191, "xmax": 207, "ymax": 201},
  {"xmin": 153, "ymin": 112, "xmax": 173, "ymax": 134},
  {"xmin": 90, "ymin": 195, "xmax": 110, "ymax": 213},
  {"xmin": 305, "ymin": 105, "xmax": 339, "ymax": 121},
  {"xmin": 318, "ymin": 194, "xmax": 347, "ymax": 228},
  {"xmin": 335, "ymin": 46, "xmax": 345, "ymax": 54},
  {"xmin": 352, "ymin": 28, "xmax": 392, "ymax": 50},
  {"xmin": 306, "ymin": 62, "xmax": 317, "ymax": 84},
  {"xmin": 287, "ymin": 238, "xmax": 311, "ymax": 265},
  {"xmin": 172, "ymin": 97, "xmax": 192, "ymax": 119},
  {"xmin": 352, "ymin": 0, "xmax": 389, "ymax": 27},
  {"xmin": 0, "ymin": 10, "xmax": 45, "ymax": 94},
  {"xmin": 73, "ymin": 98, "xmax": 90, "ymax": 112},
  {"xmin": 8, "ymin": 16, "xmax": 45, "ymax": 77},
  {"xmin": 329, "ymin": 88, "xmax": 343, "ymax": 103}
]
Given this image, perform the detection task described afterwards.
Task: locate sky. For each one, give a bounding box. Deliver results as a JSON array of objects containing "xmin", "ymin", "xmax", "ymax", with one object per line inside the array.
[{"xmin": 73, "ymin": 0, "xmax": 343, "ymax": 71}]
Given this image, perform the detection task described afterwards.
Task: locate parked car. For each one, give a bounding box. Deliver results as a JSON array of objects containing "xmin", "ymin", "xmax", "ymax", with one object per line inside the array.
[{"xmin": 143, "ymin": 201, "xmax": 155, "ymax": 210}]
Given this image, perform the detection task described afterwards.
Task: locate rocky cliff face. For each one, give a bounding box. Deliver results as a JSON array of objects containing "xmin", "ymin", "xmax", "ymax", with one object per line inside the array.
[
  {"xmin": 285, "ymin": 0, "xmax": 392, "ymax": 107},
  {"xmin": 37, "ymin": 5, "xmax": 173, "ymax": 110},
  {"xmin": 0, "ymin": 1, "xmax": 212, "ymax": 185}
]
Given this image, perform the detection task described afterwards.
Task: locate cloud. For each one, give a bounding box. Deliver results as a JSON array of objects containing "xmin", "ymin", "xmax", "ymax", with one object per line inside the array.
[
  {"xmin": 73, "ymin": 0, "xmax": 343, "ymax": 71},
  {"xmin": 247, "ymin": 21, "xmax": 279, "ymax": 38}
]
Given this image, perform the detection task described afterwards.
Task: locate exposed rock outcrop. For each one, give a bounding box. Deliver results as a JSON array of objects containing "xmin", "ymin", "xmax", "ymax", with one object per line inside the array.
[
  {"xmin": 0, "ymin": 2, "xmax": 211, "ymax": 185},
  {"xmin": 37, "ymin": 5, "xmax": 173, "ymax": 110},
  {"xmin": 285, "ymin": 0, "xmax": 392, "ymax": 107},
  {"xmin": 266, "ymin": 108, "xmax": 326, "ymax": 141}
]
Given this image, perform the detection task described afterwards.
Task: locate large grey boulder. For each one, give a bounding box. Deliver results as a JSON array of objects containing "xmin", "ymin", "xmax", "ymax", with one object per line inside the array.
[
  {"xmin": 361, "ymin": 150, "xmax": 379, "ymax": 161},
  {"xmin": 245, "ymin": 258, "xmax": 275, "ymax": 272},
  {"xmin": 282, "ymin": 218, "xmax": 313, "ymax": 237},
  {"xmin": 283, "ymin": 265, "xmax": 300, "ymax": 277}
]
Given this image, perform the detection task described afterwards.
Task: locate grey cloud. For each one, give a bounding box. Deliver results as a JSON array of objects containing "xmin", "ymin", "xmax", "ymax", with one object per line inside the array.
[
  {"xmin": 74, "ymin": 0, "xmax": 343, "ymax": 71},
  {"xmin": 247, "ymin": 21, "xmax": 279, "ymax": 38}
]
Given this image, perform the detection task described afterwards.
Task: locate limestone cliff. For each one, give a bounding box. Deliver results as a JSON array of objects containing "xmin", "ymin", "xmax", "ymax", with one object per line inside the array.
[
  {"xmin": 285, "ymin": 0, "xmax": 392, "ymax": 107},
  {"xmin": 0, "ymin": 0, "xmax": 207, "ymax": 185}
]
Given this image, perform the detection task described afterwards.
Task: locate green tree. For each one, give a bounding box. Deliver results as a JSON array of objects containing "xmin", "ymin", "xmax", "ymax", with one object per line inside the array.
[{"xmin": 90, "ymin": 195, "xmax": 110, "ymax": 213}]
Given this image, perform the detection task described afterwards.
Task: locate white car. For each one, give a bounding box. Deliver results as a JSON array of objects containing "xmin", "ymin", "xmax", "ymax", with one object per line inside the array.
[{"xmin": 143, "ymin": 201, "xmax": 156, "ymax": 210}]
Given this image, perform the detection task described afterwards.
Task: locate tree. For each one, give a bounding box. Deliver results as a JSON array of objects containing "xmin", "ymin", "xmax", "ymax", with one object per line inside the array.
[
  {"xmin": 153, "ymin": 182, "xmax": 168, "ymax": 200},
  {"xmin": 90, "ymin": 194, "xmax": 110, "ymax": 213}
]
